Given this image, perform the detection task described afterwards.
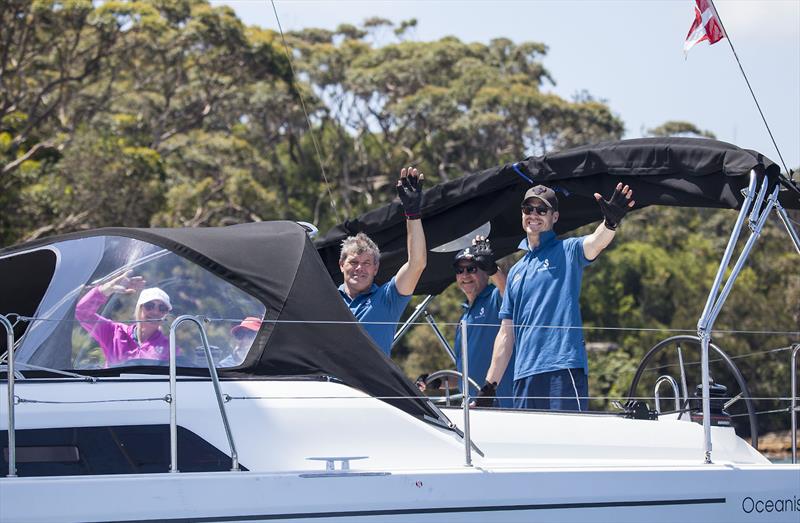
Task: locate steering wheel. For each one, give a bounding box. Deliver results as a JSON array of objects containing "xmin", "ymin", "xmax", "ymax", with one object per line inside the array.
[
  {"xmin": 626, "ymin": 335, "xmax": 758, "ymax": 449},
  {"xmin": 423, "ymin": 369, "xmax": 482, "ymax": 407}
]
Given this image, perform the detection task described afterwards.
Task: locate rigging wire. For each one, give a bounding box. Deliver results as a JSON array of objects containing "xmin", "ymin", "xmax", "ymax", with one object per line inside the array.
[
  {"xmin": 268, "ymin": 0, "xmax": 342, "ymax": 223},
  {"xmin": 709, "ymin": 0, "xmax": 793, "ymax": 182}
]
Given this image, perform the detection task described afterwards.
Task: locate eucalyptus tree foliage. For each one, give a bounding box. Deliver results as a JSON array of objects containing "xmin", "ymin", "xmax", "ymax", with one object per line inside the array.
[
  {"xmin": 647, "ymin": 120, "xmax": 716, "ymax": 139},
  {"xmin": 282, "ymin": 23, "xmax": 624, "ymax": 223},
  {"xmin": 1, "ymin": 0, "xmax": 291, "ymax": 241}
]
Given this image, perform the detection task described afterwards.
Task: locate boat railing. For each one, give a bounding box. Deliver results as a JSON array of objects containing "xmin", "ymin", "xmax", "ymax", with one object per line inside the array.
[
  {"xmin": 791, "ymin": 343, "xmax": 799, "ymax": 464},
  {"xmin": 654, "ymin": 375, "xmax": 681, "ymax": 414},
  {"xmin": 168, "ymin": 315, "xmax": 239, "ymax": 472},
  {"xmin": 0, "ymin": 313, "xmax": 798, "ymax": 473},
  {"xmin": 1, "ymin": 314, "xmax": 16, "ymax": 477}
]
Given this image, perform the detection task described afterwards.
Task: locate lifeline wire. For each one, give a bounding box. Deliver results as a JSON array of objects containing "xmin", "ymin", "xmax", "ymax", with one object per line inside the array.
[
  {"xmin": 13, "ymin": 314, "xmax": 800, "ymax": 337},
  {"xmin": 268, "ymin": 0, "xmax": 341, "ymax": 223},
  {"xmin": 708, "ymin": 0, "xmax": 791, "ymax": 180},
  {"xmin": 642, "ymin": 344, "xmax": 797, "ymax": 373}
]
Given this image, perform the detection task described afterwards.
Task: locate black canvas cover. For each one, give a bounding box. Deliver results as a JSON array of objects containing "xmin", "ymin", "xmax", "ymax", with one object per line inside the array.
[
  {"xmin": 0, "ymin": 222, "xmax": 445, "ymax": 424},
  {"xmin": 317, "ymin": 137, "xmax": 796, "ymax": 295}
]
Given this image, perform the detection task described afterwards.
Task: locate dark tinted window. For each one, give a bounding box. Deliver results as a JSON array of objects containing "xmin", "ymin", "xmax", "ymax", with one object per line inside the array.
[
  {"xmin": 0, "ymin": 249, "xmax": 57, "ymax": 353},
  {"xmin": 1, "ymin": 425, "xmax": 245, "ymax": 476}
]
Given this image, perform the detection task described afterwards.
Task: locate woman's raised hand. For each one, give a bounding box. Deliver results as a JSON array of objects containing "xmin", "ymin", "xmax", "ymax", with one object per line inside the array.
[{"xmin": 99, "ymin": 271, "xmax": 146, "ymax": 296}]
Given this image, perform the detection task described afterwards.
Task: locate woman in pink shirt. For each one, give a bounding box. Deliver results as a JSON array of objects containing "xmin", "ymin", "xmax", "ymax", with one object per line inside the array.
[{"xmin": 75, "ymin": 272, "xmax": 173, "ymax": 367}]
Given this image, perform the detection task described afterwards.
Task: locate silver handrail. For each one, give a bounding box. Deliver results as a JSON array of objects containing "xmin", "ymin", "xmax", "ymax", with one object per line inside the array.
[
  {"xmin": 460, "ymin": 320, "xmax": 472, "ymax": 467},
  {"xmin": 654, "ymin": 375, "xmax": 681, "ymax": 414},
  {"xmin": 696, "ymin": 170, "xmax": 759, "ymax": 464},
  {"xmin": 1, "ymin": 314, "xmax": 16, "ymax": 477},
  {"xmin": 168, "ymin": 315, "xmax": 240, "ymax": 473},
  {"xmin": 791, "ymin": 344, "xmax": 799, "ymax": 464}
]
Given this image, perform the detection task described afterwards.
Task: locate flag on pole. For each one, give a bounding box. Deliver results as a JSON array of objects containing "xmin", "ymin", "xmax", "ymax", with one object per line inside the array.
[{"xmin": 684, "ymin": 0, "xmax": 726, "ymax": 55}]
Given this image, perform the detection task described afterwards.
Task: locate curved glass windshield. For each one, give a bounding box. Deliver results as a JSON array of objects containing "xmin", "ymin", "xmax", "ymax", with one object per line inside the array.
[{"xmin": 9, "ymin": 236, "xmax": 265, "ymax": 371}]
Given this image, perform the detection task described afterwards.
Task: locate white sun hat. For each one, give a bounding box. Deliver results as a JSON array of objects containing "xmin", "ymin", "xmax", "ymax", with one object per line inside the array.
[{"xmin": 136, "ymin": 287, "xmax": 172, "ymax": 311}]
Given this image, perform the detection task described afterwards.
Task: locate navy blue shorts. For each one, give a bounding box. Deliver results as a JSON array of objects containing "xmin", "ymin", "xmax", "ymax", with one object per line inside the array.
[{"xmin": 513, "ymin": 368, "xmax": 588, "ymax": 411}]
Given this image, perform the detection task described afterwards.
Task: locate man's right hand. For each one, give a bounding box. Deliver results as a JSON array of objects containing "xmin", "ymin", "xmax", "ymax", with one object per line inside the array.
[
  {"xmin": 415, "ymin": 373, "xmax": 441, "ymax": 392},
  {"xmin": 475, "ymin": 381, "xmax": 497, "ymax": 407}
]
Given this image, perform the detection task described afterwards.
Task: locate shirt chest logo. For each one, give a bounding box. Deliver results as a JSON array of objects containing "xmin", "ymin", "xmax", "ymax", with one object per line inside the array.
[{"xmin": 536, "ymin": 258, "xmax": 556, "ymax": 272}]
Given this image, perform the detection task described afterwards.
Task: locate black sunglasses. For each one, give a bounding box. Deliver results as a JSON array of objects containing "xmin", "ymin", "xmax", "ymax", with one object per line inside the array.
[
  {"xmin": 521, "ymin": 204, "xmax": 551, "ymax": 216},
  {"xmin": 455, "ymin": 265, "xmax": 479, "ymax": 275},
  {"xmin": 142, "ymin": 301, "xmax": 170, "ymax": 313}
]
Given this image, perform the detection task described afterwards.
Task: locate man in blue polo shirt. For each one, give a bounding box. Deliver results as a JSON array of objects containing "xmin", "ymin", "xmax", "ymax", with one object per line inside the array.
[
  {"xmin": 478, "ymin": 183, "xmax": 634, "ymax": 411},
  {"xmin": 416, "ymin": 237, "xmax": 514, "ymax": 408},
  {"xmin": 338, "ymin": 167, "xmax": 427, "ymax": 356}
]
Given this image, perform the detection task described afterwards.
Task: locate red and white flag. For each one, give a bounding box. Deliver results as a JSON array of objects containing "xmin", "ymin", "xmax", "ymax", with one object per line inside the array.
[{"xmin": 684, "ymin": 0, "xmax": 726, "ymax": 55}]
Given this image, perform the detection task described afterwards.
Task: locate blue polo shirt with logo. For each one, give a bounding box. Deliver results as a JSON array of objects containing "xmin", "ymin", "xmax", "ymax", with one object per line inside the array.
[
  {"xmin": 499, "ymin": 231, "xmax": 592, "ymax": 380},
  {"xmin": 454, "ymin": 284, "xmax": 515, "ymax": 408},
  {"xmin": 339, "ymin": 276, "xmax": 411, "ymax": 356}
]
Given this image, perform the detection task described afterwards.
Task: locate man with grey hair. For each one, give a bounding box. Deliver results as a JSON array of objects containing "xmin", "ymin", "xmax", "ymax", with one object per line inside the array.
[{"xmin": 339, "ymin": 167, "xmax": 427, "ymax": 356}]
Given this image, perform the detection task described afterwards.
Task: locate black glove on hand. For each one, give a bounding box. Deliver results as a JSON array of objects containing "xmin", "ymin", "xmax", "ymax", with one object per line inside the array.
[
  {"xmin": 475, "ymin": 381, "xmax": 497, "ymax": 407},
  {"xmin": 396, "ymin": 170, "xmax": 423, "ymax": 220},
  {"xmin": 595, "ymin": 183, "xmax": 634, "ymax": 230},
  {"xmin": 472, "ymin": 238, "xmax": 497, "ymax": 275},
  {"xmin": 415, "ymin": 373, "xmax": 441, "ymax": 391}
]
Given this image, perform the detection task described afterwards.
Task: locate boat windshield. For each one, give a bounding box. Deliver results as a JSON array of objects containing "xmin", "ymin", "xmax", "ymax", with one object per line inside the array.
[{"xmin": 6, "ymin": 235, "xmax": 265, "ymax": 371}]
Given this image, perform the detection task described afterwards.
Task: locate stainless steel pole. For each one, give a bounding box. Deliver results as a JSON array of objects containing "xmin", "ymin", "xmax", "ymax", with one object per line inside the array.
[
  {"xmin": 1, "ymin": 315, "xmax": 16, "ymax": 477},
  {"xmin": 460, "ymin": 320, "xmax": 472, "ymax": 467},
  {"xmin": 774, "ymin": 202, "xmax": 800, "ymax": 256},
  {"xmin": 170, "ymin": 316, "xmax": 239, "ymax": 472},
  {"xmin": 700, "ymin": 332, "xmax": 713, "ymax": 463},
  {"xmin": 677, "ymin": 345, "xmax": 689, "ymax": 421},
  {"xmin": 424, "ymin": 310, "xmax": 457, "ymax": 364},
  {"xmin": 695, "ymin": 171, "xmax": 758, "ymax": 464},
  {"xmin": 195, "ymin": 318, "xmax": 240, "ymax": 471},
  {"xmin": 707, "ymin": 185, "xmax": 779, "ymax": 323},
  {"xmin": 697, "ymin": 171, "xmax": 757, "ymax": 332},
  {"xmin": 392, "ymin": 295, "xmax": 435, "ymax": 347},
  {"xmin": 168, "ymin": 318, "xmax": 180, "ymax": 473},
  {"xmin": 792, "ymin": 344, "xmax": 799, "ymax": 464}
]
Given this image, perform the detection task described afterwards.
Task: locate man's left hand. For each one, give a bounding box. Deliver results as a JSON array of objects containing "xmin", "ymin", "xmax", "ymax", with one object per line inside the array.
[
  {"xmin": 594, "ymin": 183, "xmax": 635, "ymax": 230},
  {"xmin": 396, "ymin": 167, "xmax": 424, "ymax": 220}
]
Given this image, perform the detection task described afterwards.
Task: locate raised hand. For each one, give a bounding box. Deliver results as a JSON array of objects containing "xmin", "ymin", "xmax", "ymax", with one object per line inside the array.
[
  {"xmin": 99, "ymin": 271, "xmax": 146, "ymax": 296},
  {"xmin": 396, "ymin": 166, "xmax": 424, "ymax": 220},
  {"xmin": 471, "ymin": 235, "xmax": 497, "ymax": 275},
  {"xmin": 594, "ymin": 183, "xmax": 635, "ymax": 230}
]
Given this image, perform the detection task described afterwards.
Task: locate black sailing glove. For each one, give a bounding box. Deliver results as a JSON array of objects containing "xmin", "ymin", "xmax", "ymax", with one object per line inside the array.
[
  {"xmin": 475, "ymin": 381, "xmax": 497, "ymax": 407},
  {"xmin": 415, "ymin": 373, "xmax": 442, "ymax": 391},
  {"xmin": 595, "ymin": 183, "xmax": 634, "ymax": 230},
  {"xmin": 472, "ymin": 238, "xmax": 498, "ymax": 275},
  {"xmin": 396, "ymin": 170, "xmax": 424, "ymax": 220}
]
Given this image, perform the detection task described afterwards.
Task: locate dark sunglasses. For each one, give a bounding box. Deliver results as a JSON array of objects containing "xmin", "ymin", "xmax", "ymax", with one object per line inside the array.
[
  {"xmin": 521, "ymin": 204, "xmax": 551, "ymax": 216},
  {"xmin": 234, "ymin": 330, "xmax": 257, "ymax": 340},
  {"xmin": 455, "ymin": 265, "xmax": 479, "ymax": 275},
  {"xmin": 142, "ymin": 301, "xmax": 170, "ymax": 313}
]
